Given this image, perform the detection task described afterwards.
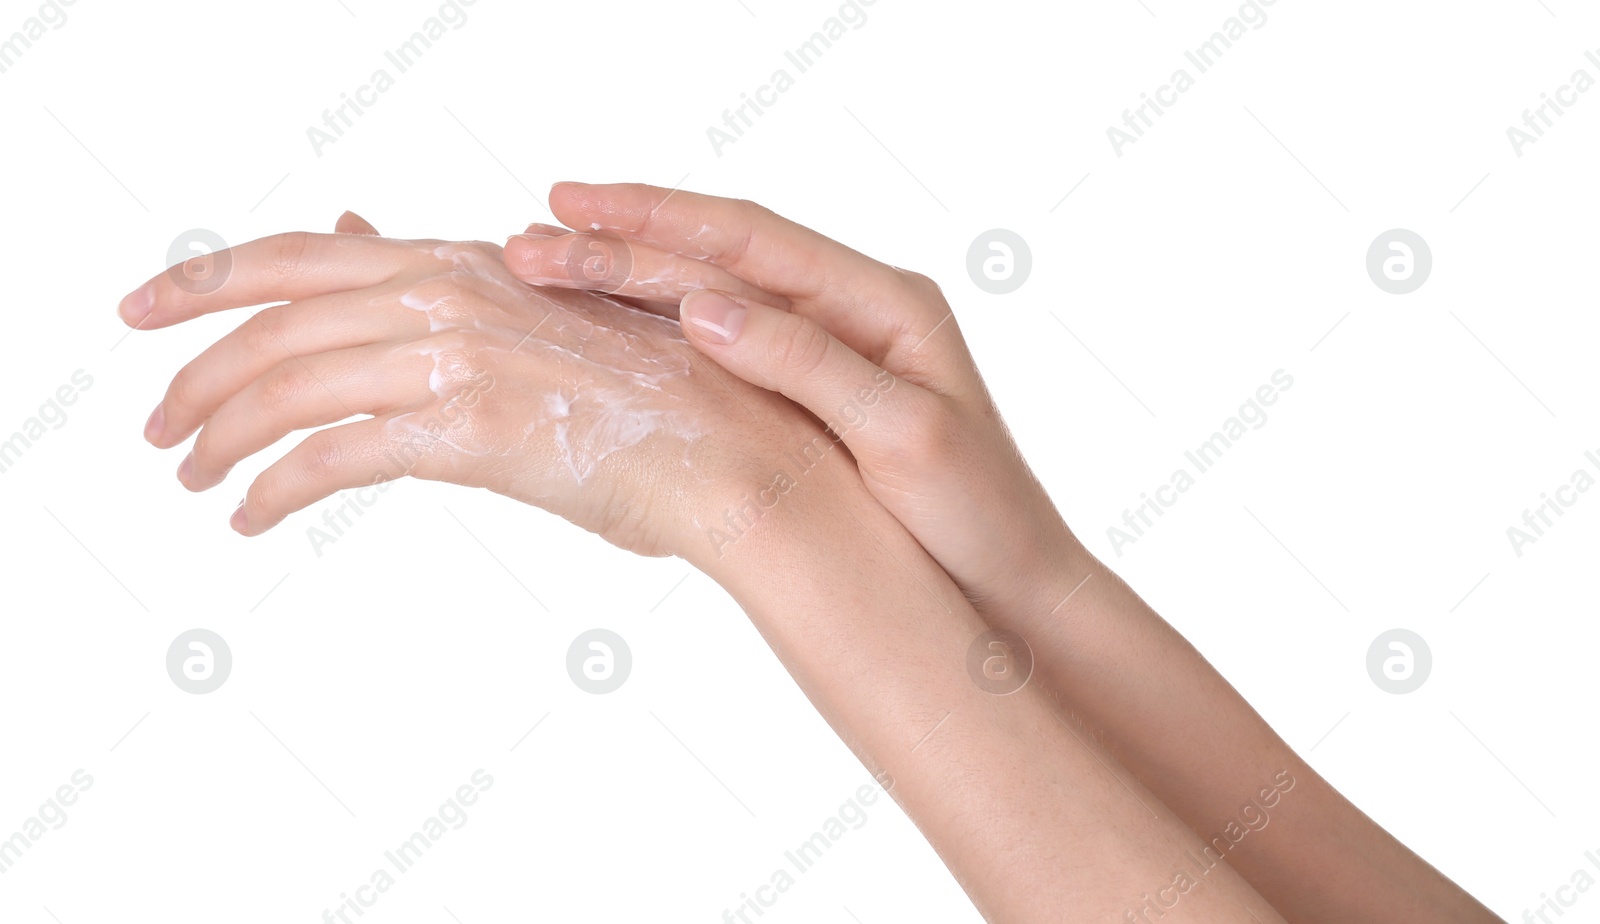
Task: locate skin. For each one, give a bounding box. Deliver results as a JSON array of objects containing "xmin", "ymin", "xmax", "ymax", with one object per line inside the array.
[
  {"xmin": 500, "ymin": 182, "xmax": 1505, "ymax": 924},
  {"xmin": 122, "ymin": 216, "xmax": 1285, "ymax": 922}
]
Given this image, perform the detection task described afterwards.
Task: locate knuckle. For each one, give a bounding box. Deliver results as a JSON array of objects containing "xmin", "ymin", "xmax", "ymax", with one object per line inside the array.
[
  {"xmin": 259, "ymin": 363, "xmax": 309, "ymax": 411},
  {"xmin": 896, "ymin": 394, "xmax": 955, "ymax": 461},
  {"xmin": 767, "ymin": 313, "xmax": 831, "ymax": 377},
  {"xmin": 724, "ymin": 199, "xmax": 769, "ymax": 262},
  {"xmin": 243, "ymin": 307, "xmax": 290, "ymax": 354},
  {"xmin": 166, "ymin": 365, "xmax": 207, "ymax": 415},
  {"xmin": 299, "ymin": 430, "xmax": 346, "ymax": 481},
  {"xmin": 266, "ymin": 231, "xmax": 314, "ymax": 280},
  {"xmin": 897, "ymin": 268, "xmax": 945, "ymax": 302}
]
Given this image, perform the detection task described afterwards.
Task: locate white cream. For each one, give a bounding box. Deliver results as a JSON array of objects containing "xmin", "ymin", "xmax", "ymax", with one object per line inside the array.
[{"xmin": 379, "ymin": 237, "xmax": 709, "ymax": 484}]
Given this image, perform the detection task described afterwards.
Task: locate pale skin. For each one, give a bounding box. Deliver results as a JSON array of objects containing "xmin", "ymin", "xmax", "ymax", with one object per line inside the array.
[{"xmin": 117, "ymin": 188, "xmax": 1495, "ymax": 922}]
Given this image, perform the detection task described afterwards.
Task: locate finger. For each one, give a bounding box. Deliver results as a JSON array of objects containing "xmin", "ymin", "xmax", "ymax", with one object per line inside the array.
[
  {"xmin": 147, "ymin": 282, "xmax": 428, "ymax": 449},
  {"xmin": 503, "ymin": 231, "xmax": 785, "ymax": 311},
  {"xmin": 679, "ymin": 288, "xmax": 928, "ymax": 460},
  {"xmin": 548, "ymin": 182, "xmax": 922, "ymax": 318},
  {"xmin": 336, "ymin": 211, "xmax": 381, "ymax": 235},
  {"xmin": 234, "ymin": 414, "xmax": 413, "ymax": 536},
  {"xmin": 507, "ymin": 228, "xmax": 717, "ymax": 319},
  {"xmin": 180, "ymin": 342, "xmax": 435, "ymax": 492},
  {"xmin": 118, "ymin": 231, "xmax": 422, "ymax": 330},
  {"xmin": 513, "ymin": 223, "xmax": 772, "ymax": 318}
]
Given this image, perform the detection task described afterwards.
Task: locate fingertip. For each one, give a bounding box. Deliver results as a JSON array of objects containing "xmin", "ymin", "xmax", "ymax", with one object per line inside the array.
[
  {"xmin": 680, "ymin": 289, "xmax": 747, "ymax": 345},
  {"xmin": 143, "ymin": 404, "xmax": 165, "ymax": 445},
  {"xmin": 230, "ymin": 501, "xmax": 251, "ymax": 536},
  {"xmin": 335, "ymin": 210, "xmax": 380, "ymax": 235},
  {"xmin": 118, "ymin": 282, "xmax": 154, "ymax": 326},
  {"xmin": 548, "ymin": 181, "xmax": 586, "ymax": 208},
  {"xmin": 502, "ymin": 234, "xmax": 546, "ymax": 273}
]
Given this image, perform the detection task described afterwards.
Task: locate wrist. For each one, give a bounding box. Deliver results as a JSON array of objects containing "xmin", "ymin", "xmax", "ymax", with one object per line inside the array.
[
  {"xmin": 681, "ymin": 442, "xmax": 871, "ymax": 592},
  {"xmin": 982, "ymin": 508, "xmax": 1105, "ymax": 629}
]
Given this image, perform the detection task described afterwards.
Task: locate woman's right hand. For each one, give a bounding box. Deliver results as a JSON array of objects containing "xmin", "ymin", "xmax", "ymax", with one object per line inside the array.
[{"xmin": 502, "ymin": 183, "xmax": 1083, "ymax": 613}]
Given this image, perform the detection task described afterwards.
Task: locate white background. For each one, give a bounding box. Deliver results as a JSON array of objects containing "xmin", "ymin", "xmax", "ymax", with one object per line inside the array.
[{"xmin": 2, "ymin": 0, "xmax": 1597, "ymax": 921}]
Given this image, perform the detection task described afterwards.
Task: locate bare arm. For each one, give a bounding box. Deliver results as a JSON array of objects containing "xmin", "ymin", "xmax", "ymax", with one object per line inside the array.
[{"xmin": 698, "ymin": 460, "xmax": 1288, "ymax": 923}]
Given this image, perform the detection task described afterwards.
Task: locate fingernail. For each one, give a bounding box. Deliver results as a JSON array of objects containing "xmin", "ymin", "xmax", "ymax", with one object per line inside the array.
[
  {"xmin": 683, "ymin": 291, "xmax": 745, "ymax": 345},
  {"xmin": 177, "ymin": 451, "xmax": 194, "ymax": 484},
  {"xmin": 230, "ymin": 501, "xmax": 249, "ymax": 534},
  {"xmin": 119, "ymin": 283, "xmax": 154, "ymax": 325},
  {"xmin": 144, "ymin": 404, "xmax": 165, "ymax": 443},
  {"xmin": 508, "ymin": 232, "xmax": 556, "ymax": 245},
  {"xmin": 523, "ymin": 223, "xmax": 569, "ymax": 237}
]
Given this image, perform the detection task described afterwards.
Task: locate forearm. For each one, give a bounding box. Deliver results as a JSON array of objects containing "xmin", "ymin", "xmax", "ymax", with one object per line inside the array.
[
  {"xmin": 695, "ymin": 468, "xmax": 1285, "ymax": 923},
  {"xmin": 995, "ymin": 524, "xmax": 1500, "ymax": 923}
]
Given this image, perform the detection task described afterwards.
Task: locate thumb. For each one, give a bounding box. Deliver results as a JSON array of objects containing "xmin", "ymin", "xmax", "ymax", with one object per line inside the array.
[
  {"xmin": 335, "ymin": 210, "xmax": 381, "ymax": 235},
  {"xmin": 680, "ymin": 289, "xmax": 905, "ymax": 439}
]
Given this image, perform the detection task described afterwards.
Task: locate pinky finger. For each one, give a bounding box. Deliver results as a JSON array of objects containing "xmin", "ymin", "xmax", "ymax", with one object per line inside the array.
[{"xmin": 234, "ymin": 415, "xmax": 410, "ymax": 536}]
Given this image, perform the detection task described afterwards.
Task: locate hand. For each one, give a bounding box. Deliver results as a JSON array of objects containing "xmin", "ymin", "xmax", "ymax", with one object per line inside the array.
[
  {"xmin": 121, "ymin": 212, "xmax": 832, "ymax": 562},
  {"xmin": 502, "ymin": 183, "xmax": 1077, "ymax": 610}
]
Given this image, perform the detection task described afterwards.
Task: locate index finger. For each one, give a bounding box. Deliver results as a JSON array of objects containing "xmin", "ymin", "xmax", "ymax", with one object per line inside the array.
[
  {"xmin": 549, "ymin": 182, "xmax": 915, "ymax": 308},
  {"xmin": 118, "ymin": 231, "xmax": 423, "ymax": 330}
]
